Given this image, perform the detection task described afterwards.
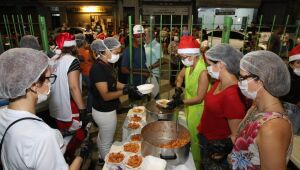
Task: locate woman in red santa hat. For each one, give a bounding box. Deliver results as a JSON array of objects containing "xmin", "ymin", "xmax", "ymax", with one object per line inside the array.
[
  {"xmin": 280, "ymin": 44, "xmax": 300, "ymax": 133},
  {"xmin": 49, "ymin": 32, "xmax": 89, "ymax": 162},
  {"xmin": 166, "ymin": 36, "xmax": 210, "ymax": 170},
  {"xmin": 281, "ymin": 44, "xmax": 300, "ymax": 107}
]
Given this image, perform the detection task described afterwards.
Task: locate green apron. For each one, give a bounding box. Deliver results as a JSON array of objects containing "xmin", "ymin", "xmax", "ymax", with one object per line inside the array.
[{"xmin": 185, "ymin": 58, "xmax": 209, "ymax": 170}]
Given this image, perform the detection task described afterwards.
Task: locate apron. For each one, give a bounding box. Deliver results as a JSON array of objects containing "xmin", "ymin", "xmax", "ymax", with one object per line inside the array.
[{"xmin": 185, "ymin": 58, "xmax": 209, "ymax": 170}]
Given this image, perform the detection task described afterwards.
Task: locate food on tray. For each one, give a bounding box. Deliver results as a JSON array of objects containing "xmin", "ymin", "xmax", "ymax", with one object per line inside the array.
[
  {"xmin": 130, "ymin": 134, "xmax": 142, "ymax": 142},
  {"xmin": 132, "ymin": 107, "xmax": 144, "ymax": 114},
  {"xmin": 128, "ymin": 122, "xmax": 141, "ymax": 129},
  {"xmin": 107, "ymin": 152, "xmax": 125, "ymax": 164},
  {"xmin": 156, "ymin": 99, "xmax": 170, "ymax": 108},
  {"xmin": 130, "ymin": 114, "xmax": 142, "ymax": 122},
  {"xmin": 126, "ymin": 155, "xmax": 143, "ymax": 168},
  {"xmin": 123, "ymin": 142, "xmax": 140, "ymax": 153},
  {"xmin": 159, "ymin": 132, "xmax": 190, "ymax": 148}
]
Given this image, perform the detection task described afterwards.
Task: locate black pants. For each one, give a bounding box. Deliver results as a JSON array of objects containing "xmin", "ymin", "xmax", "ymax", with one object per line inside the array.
[{"xmin": 199, "ymin": 134, "xmax": 232, "ymax": 170}]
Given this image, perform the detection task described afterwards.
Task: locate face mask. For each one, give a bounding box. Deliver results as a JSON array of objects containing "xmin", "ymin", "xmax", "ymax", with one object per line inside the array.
[
  {"xmin": 293, "ymin": 68, "xmax": 300, "ymax": 76},
  {"xmin": 238, "ymin": 79, "xmax": 261, "ymax": 100},
  {"xmin": 181, "ymin": 57, "xmax": 194, "ymax": 67},
  {"xmin": 37, "ymin": 82, "xmax": 51, "ymax": 104},
  {"xmin": 174, "ymin": 36, "xmax": 179, "ymax": 42},
  {"xmin": 207, "ymin": 66, "xmax": 220, "ymax": 79},
  {"xmin": 108, "ymin": 53, "xmax": 120, "ymax": 63}
]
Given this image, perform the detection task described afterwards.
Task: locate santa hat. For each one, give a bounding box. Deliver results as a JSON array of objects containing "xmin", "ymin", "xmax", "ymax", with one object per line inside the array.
[
  {"xmin": 55, "ymin": 32, "xmax": 76, "ymax": 49},
  {"xmin": 178, "ymin": 36, "xmax": 200, "ymax": 55},
  {"xmin": 289, "ymin": 44, "xmax": 300, "ymax": 62}
]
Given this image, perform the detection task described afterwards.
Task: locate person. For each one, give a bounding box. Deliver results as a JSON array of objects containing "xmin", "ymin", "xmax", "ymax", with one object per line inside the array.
[
  {"xmin": 168, "ymin": 32, "xmax": 182, "ymax": 86},
  {"xmin": 198, "ymin": 44, "xmax": 246, "ymax": 169},
  {"xmin": 89, "ymin": 38, "xmax": 142, "ymax": 164},
  {"xmin": 84, "ymin": 24, "xmax": 94, "ymax": 44},
  {"xmin": 75, "ymin": 33, "xmax": 93, "ymax": 113},
  {"xmin": 121, "ymin": 24, "xmax": 150, "ymax": 86},
  {"xmin": 19, "ymin": 35, "xmax": 40, "ymax": 50},
  {"xmin": 231, "ymin": 50, "xmax": 293, "ymax": 169},
  {"xmin": 49, "ymin": 32, "xmax": 88, "ymax": 162},
  {"xmin": 167, "ymin": 36, "xmax": 210, "ymax": 170},
  {"xmin": 0, "ymin": 48, "xmax": 89, "ymax": 170},
  {"xmin": 280, "ymin": 45, "xmax": 300, "ymax": 133},
  {"xmin": 281, "ymin": 44, "xmax": 300, "ymax": 106},
  {"xmin": 144, "ymin": 27, "xmax": 164, "ymax": 98},
  {"xmin": 268, "ymin": 26, "xmax": 283, "ymax": 55},
  {"xmin": 280, "ymin": 33, "xmax": 294, "ymax": 59},
  {"xmin": 296, "ymin": 34, "xmax": 300, "ymax": 45}
]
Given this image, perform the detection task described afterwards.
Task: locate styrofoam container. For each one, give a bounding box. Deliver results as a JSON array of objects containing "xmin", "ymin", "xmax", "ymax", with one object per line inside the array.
[{"xmin": 137, "ymin": 84, "xmax": 154, "ymax": 94}]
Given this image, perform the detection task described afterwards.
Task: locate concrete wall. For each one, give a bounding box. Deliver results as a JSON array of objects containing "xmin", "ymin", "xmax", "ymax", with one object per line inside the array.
[{"xmin": 198, "ymin": 8, "xmax": 255, "ymax": 30}]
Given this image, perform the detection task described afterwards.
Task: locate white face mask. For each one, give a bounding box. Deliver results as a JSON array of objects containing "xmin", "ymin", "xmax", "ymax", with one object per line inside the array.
[
  {"xmin": 37, "ymin": 82, "xmax": 51, "ymax": 104},
  {"xmin": 174, "ymin": 36, "xmax": 179, "ymax": 42},
  {"xmin": 207, "ymin": 65, "xmax": 220, "ymax": 79},
  {"xmin": 238, "ymin": 79, "xmax": 261, "ymax": 100},
  {"xmin": 293, "ymin": 68, "xmax": 300, "ymax": 76},
  {"xmin": 108, "ymin": 53, "xmax": 120, "ymax": 63},
  {"xmin": 181, "ymin": 57, "xmax": 194, "ymax": 67}
]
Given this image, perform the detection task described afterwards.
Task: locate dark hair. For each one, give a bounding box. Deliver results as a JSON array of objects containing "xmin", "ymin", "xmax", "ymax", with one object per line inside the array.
[
  {"xmin": 37, "ymin": 70, "xmax": 48, "ymax": 84},
  {"xmin": 62, "ymin": 46, "xmax": 78, "ymax": 56}
]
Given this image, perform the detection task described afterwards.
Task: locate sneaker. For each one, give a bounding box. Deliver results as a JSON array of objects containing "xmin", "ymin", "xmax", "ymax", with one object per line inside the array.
[{"xmin": 98, "ymin": 158, "xmax": 105, "ymax": 166}]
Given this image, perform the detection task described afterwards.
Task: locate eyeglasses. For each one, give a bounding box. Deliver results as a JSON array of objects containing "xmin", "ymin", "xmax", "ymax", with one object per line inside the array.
[
  {"xmin": 238, "ymin": 74, "xmax": 259, "ymax": 81},
  {"xmin": 45, "ymin": 74, "xmax": 57, "ymax": 84}
]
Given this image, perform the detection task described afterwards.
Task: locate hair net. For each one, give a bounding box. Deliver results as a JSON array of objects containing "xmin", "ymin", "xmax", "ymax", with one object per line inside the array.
[
  {"xmin": 0, "ymin": 48, "xmax": 49, "ymax": 99},
  {"xmin": 205, "ymin": 43, "xmax": 243, "ymax": 76},
  {"xmin": 75, "ymin": 33, "xmax": 86, "ymax": 48},
  {"xmin": 90, "ymin": 39, "xmax": 105, "ymax": 54},
  {"xmin": 103, "ymin": 37, "xmax": 121, "ymax": 50},
  {"xmin": 240, "ymin": 50, "xmax": 290, "ymax": 97},
  {"xmin": 19, "ymin": 35, "xmax": 40, "ymax": 50}
]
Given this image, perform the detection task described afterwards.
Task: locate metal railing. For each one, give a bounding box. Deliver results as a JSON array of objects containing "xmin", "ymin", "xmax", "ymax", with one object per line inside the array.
[
  {"xmin": 125, "ymin": 14, "xmax": 300, "ymax": 91},
  {"xmin": 0, "ymin": 14, "xmax": 49, "ymax": 54}
]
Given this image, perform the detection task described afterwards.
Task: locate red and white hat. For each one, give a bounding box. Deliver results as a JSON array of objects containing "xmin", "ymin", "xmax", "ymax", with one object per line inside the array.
[
  {"xmin": 289, "ymin": 44, "xmax": 300, "ymax": 62},
  {"xmin": 55, "ymin": 33, "xmax": 76, "ymax": 49},
  {"xmin": 178, "ymin": 36, "xmax": 200, "ymax": 55}
]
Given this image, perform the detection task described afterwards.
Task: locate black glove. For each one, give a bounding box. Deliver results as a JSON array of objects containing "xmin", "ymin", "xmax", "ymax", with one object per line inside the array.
[
  {"xmin": 130, "ymin": 87, "xmax": 144, "ymax": 98},
  {"xmin": 124, "ymin": 84, "xmax": 144, "ymax": 98},
  {"xmin": 172, "ymin": 87, "xmax": 183, "ymax": 100},
  {"xmin": 166, "ymin": 98, "xmax": 184, "ymax": 110},
  {"xmin": 123, "ymin": 84, "xmax": 133, "ymax": 95},
  {"xmin": 79, "ymin": 109, "xmax": 92, "ymax": 129},
  {"xmin": 79, "ymin": 133, "xmax": 92, "ymax": 159}
]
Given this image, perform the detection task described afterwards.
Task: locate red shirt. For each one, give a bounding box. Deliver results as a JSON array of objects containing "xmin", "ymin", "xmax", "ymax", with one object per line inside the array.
[{"xmin": 198, "ymin": 81, "xmax": 246, "ymax": 140}]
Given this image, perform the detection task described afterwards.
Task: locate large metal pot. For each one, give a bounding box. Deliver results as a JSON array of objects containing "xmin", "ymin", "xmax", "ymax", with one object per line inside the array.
[
  {"xmin": 141, "ymin": 121, "xmax": 190, "ymax": 166},
  {"xmin": 145, "ymin": 100, "xmax": 175, "ymax": 122}
]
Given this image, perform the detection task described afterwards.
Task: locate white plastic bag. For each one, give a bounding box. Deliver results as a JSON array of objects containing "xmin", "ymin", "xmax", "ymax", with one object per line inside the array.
[{"xmin": 147, "ymin": 75, "xmax": 159, "ymax": 97}]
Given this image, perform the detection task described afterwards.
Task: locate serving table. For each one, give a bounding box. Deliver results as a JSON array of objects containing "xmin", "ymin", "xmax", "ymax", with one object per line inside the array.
[{"xmin": 102, "ymin": 107, "xmax": 196, "ymax": 170}]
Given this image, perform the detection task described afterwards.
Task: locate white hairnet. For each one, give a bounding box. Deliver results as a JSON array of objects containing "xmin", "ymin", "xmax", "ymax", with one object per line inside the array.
[
  {"xmin": 75, "ymin": 33, "xmax": 86, "ymax": 48},
  {"xmin": 90, "ymin": 39, "xmax": 105, "ymax": 54},
  {"xmin": 205, "ymin": 43, "xmax": 243, "ymax": 76},
  {"xmin": 240, "ymin": 50, "xmax": 290, "ymax": 97},
  {"xmin": 103, "ymin": 37, "xmax": 121, "ymax": 50},
  {"xmin": 0, "ymin": 48, "xmax": 49, "ymax": 99},
  {"xmin": 19, "ymin": 35, "xmax": 40, "ymax": 50}
]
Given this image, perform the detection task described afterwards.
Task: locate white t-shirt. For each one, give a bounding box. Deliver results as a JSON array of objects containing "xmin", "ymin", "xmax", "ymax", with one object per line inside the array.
[
  {"xmin": 0, "ymin": 107, "xmax": 68, "ymax": 170},
  {"xmin": 144, "ymin": 39, "xmax": 162, "ymax": 77}
]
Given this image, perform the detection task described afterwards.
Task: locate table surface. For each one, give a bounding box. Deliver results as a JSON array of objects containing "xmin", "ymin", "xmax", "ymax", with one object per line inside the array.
[
  {"xmin": 291, "ymin": 135, "xmax": 300, "ymax": 168},
  {"xmin": 102, "ymin": 108, "xmax": 196, "ymax": 170}
]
